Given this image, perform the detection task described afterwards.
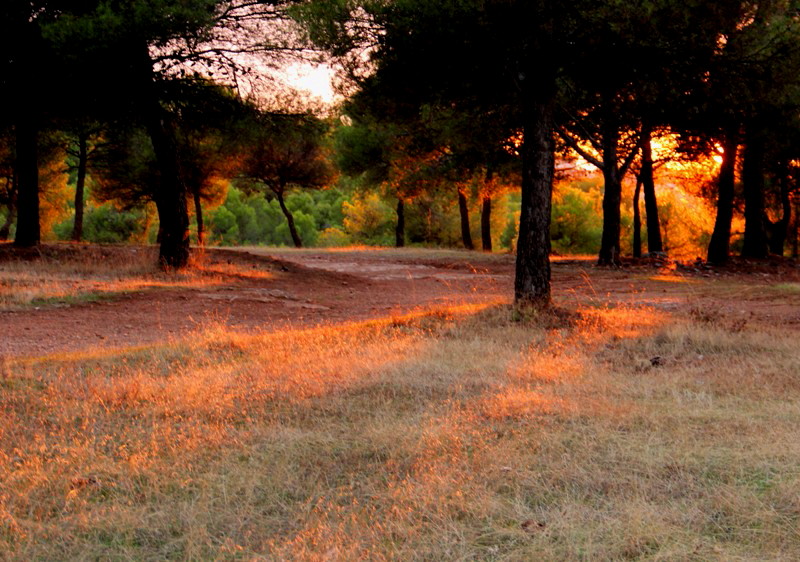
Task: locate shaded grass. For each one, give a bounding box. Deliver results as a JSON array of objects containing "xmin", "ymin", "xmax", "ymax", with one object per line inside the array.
[{"xmin": 2, "ymin": 301, "xmax": 800, "ymax": 560}]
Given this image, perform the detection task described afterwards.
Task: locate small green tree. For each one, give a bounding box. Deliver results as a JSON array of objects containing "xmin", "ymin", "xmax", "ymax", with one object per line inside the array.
[{"xmin": 238, "ymin": 111, "xmax": 334, "ymax": 247}]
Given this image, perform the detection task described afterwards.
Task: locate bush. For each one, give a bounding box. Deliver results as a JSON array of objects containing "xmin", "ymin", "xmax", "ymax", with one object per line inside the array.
[
  {"xmin": 318, "ymin": 227, "xmax": 352, "ymax": 247},
  {"xmin": 550, "ymin": 181, "xmax": 603, "ymax": 254}
]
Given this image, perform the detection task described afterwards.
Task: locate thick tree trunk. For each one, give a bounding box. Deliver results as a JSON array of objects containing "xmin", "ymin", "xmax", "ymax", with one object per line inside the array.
[
  {"xmin": 633, "ymin": 176, "xmax": 642, "ymax": 259},
  {"xmin": 276, "ymin": 189, "xmax": 302, "ymax": 248},
  {"xmin": 481, "ymin": 195, "xmax": 492, "ymax": 252},
  {"xmin": 640, "ymin": 125, "xmax": 663, "ymax": 254},
  {"xmin": 514, "ymin": 74, "xmax": 555, "ymax": 308},
  {"xmin": 458, "ymin": 188, "xmax": 474, "ymax": 250},
  {"xmin": 598, "ymin": 123, "xmax": 622, "ymax": 265},
  {"xmin": 11, "ymin": 12, "xmax": 40, "ymax": 248},
  {"xmin": 395, "ymin": 198, "xmax": 405, "ymax": 248},
  {"xmin": 741, "ymin": 125, "xmax": 769, "ymax": 259},
  {"xmin": 136, "ymin": 45, "xmax": 189, "ymax": 269},
  {"xmin": 707, "ymin": 134, "xmax": 738, "ymax": 264},
  {"xmin": 72, "ymin": 131, "xmax": 88, "ymax": 242},
  {"xmin": 14, "ymin": 116, "xmax": 39, "ymax": 247},
  {"xmin": 193, "ymin": 189, "xmax": 205, "ymax": 247}
]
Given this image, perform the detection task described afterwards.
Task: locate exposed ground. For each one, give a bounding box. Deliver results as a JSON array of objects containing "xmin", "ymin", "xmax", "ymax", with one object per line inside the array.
[
  {"xmin": 2, "ymin": 244, "xmax": 799, "ymax": 359},
  {"xmin": 3, "ymin": 244, "xmax": 800, "ymax": 560}
]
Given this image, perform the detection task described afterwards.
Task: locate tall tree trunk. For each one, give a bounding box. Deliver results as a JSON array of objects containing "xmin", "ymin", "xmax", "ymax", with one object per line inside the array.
[
  {"xmin": 481, "ymin": 195, "xmax": 492, "ymax": 252},
  {"xmin": 275, "ymin": 188, "xmax": 302, "ymax": 248},
  {"xmin": 640, "ymin": 124, "xmax": 663, "ymax": 254},
  {"xmin": 72, "ymin": 131, "xmax": 88, "ymax": 242},
  {"xmin": 514, "ymin": 66, "xmax": 555, "ymax": 308},
  {"xmin": 193, "ymin": 189, "xmax": 205, "ymax": 247},
  {"xmin": 458, "ymin": 188, "xmax": 474, "ymax": 250},
  {"xmin": 598, "ymin": 117, "xmax": 622, "ymax": 266},
  {"xmin": 395, "ymin": 198, "xmax": 405, "ymax": 248},
  {"xmin": 137, "ymin": 44, "xmax": 189, "ymax": 268},
  {"xmin": 741, "ymin": 125, "xmax": 769, "ymax": 259},
  {"xmin": 14, "ymin": 115, "xmax": 39, "ymax": 248},
  {"xmin": 11, "ymin": 12, "xmax": 40, "ymax": 248},
  {"xmin": 633, "ymin": 176, "xmax": 642, "ymax": 258},
  {"xmin": 707, "ymin": 134, "xmax": 738, "ymax": 264}
]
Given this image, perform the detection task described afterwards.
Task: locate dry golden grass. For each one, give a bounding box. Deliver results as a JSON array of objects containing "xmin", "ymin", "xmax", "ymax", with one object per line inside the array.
[
  {"xmin": 0, "ymin": 248, "xmax": 273, "ymax": 309},
  {"xmin": 3, "ymin": 290, "xmax": 800, "ymax": 560}
]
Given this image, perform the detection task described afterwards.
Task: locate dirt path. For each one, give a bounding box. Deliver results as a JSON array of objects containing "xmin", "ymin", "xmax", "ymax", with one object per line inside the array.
[{"xmin": 3, "ymin": 246, "xmax": 800, "ymax": 359}]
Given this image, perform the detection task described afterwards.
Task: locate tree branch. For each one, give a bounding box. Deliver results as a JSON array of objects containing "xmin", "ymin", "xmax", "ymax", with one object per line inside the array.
[{"xmin": 556, "ymin": 126, "xmax": 604, "ymax": 171}]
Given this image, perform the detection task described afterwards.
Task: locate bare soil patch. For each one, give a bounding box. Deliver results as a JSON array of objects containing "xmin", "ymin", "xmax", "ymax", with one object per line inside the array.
[{"xmin": 2, "ymin": 243, "xmax": 799, "ymax": 359}]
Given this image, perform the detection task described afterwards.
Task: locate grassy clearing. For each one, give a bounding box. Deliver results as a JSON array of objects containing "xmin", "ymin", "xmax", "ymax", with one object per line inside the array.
[{"xmin": 2, "ymin": 296, "xmax": 800, "ymax": 560}]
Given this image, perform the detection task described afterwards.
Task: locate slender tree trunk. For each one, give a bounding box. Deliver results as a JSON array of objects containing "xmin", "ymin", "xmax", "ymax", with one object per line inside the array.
[
  {"xmin": 481, "ymin": 195, "xmax": 492, "ymax": 252},
  {"xmin": 598, "ymin": 118, "xmax": 622, "ymax": 266},
  {"xmin": 514, "ymin": 65, "xmax": 555, "ymax": 308},
  {"xmin": 707, "ymin": 134, "xmax": 738, "ymax": 264},
  {"xmin": 275, "ymin": 188, "xmax": 302, "ymax": 248},
  {"xmin": 741, "ymin": 124, "xmax": 769, "ymax": 258},
  {"xmin": 768, "ymin": 163, "xmax": 791, "ymax": 256},
  {"xmin": 633, "ymin": 176, "xmax": 642, "ymax": 258},
  {"xmin": 72, "ymin": 131, "xmax": 88, "ymax": 242},
  {"xmin": 193, "ymin": 189, "xmax": 205, "ymax": 247},
  {"xmin": 793, "ymin": 193, "xmax": 799, "ymax": 259},
  {"xmin": 640, "ymin": 125, "xmax": 663, "ymax": 254},
  {"xmin": 395, "ymin": 198, "xmax": 405, "ymax": 248},
  {"xmin": 458, "ymin": 188, "xmax": 474, "ymax": 250}
]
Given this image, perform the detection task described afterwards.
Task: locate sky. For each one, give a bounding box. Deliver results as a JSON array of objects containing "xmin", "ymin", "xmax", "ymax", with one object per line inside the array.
[{"xmin": 280, "ymin": 62, "xmax": 339, "ymax": 105}]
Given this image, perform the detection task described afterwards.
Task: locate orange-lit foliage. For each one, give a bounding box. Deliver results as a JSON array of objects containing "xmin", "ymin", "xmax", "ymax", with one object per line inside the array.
[{"xmin": 564, "ymin": 132, "xmax": 725, "ymax": 258}]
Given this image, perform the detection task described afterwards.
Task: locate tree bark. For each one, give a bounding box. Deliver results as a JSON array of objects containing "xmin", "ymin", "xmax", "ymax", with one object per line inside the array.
[
  {"xmin": 14, "ymin": 114, "xmax": 39, "ymax": 247},
  {"xmin": 275, "ymin": 188, "xmax": 302, "ymax": 248},
  {"xmin": 11, "ymin": 11, "xmax": 40, "ymax": 248},
  {"xmin": 514, "ymin": 67, "xmax": 555, "ymax": 308},
  {"xmin": 741, "ymin": 124, "xmax": 769, "ymax": 259},
  {"xmin": 458, "ymin": 188, "xmax": 474, "ymax": 250},
  {"xmin": 395, "ymin": 198, "xmax": 405, "ymax": 248},
  {"xmin": 598, "ymin": 117, "xmax": 622, "ymax": 266},
  {"xmin": 481, "ymin": 195, "xmax": 492, "ymax": 252},
  {"xmin": 640, "ymin": 125, "xmax": 663, "ymax": 254},
  {"xmin": 193, "ymin": 189, "xmax": 205, "ymax": 247},
  {"xmin": 793, "ymin": 193, "xmax": 799, "ymax": 259},
  {"xmin": 72, "ymin": 131, "xmax": 88, "ymax": 242},
  {"xmin": 136, "ymin": 44, "xmax": 189, "ymax": 268},
  {"xmin": 633, "ymin": 176, "xmax": 642, "ymax": 258},
  {"xmin": 768, "ymin": 163, "xmax": 791, "ymax": 256},
  {"xmin": 707, "ymin": 134, "xmax": 738, "ymax": 264}
]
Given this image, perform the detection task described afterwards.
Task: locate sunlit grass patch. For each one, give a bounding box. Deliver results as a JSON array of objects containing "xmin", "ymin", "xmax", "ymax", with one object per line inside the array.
[{"xmin": 2, "ymin": 298, "xmax": 800, "ymax": 559}]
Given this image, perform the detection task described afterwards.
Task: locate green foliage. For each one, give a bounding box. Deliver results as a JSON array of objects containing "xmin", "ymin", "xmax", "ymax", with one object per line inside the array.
[
  {"xmin": 208, "ymin": 186, "xmax": 346, "ymax": 247},
  {"xmin": 550, "ymin": 181, "xmax": 604, "ymax": 254},
  {"xmin": 55, "ymin": 204, "xmax": 148, "ymax": 244},
  {"xmin": 342, "ymin": 193, "xmax": 395, "ymax": 245},
  {"xmin": 318, "ymin": 227, "xmax": 352, "ymax": 247},
  {"xmin": 500, "ymin": 214, "xmax": 518, "ymax": 251}
]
